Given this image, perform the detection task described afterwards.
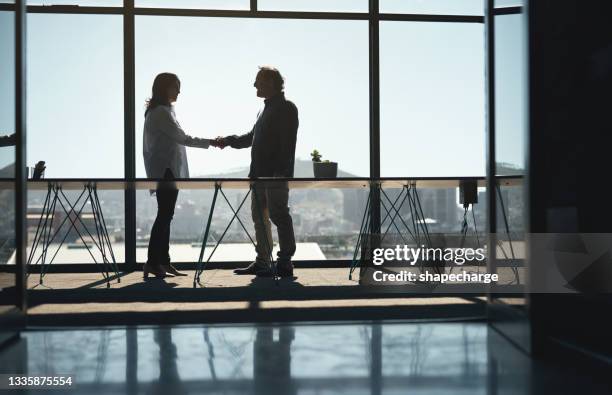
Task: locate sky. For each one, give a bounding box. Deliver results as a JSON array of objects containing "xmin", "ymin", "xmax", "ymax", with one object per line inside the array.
[{"xmin": 0, "ymin": 1, "xmax": 525, "ymax": 178}]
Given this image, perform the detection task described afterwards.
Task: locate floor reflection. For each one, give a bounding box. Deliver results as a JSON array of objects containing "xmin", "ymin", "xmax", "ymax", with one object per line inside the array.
[
  {"xmin": 0, "ymin": 321, "xmax": 607, "ymax": 394},
  {"xmin": 149, "ymin": 327, "xmax": 185, "ymax": 395},
  {"xmin": 253, "ymin": 326, "xmax": 296, "ymax": 395}
]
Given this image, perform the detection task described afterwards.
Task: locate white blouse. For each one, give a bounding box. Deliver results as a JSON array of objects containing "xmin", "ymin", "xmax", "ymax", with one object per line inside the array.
[{"xmin": 143, "ymin": 105, "xmax": 209, "ymax": 179}]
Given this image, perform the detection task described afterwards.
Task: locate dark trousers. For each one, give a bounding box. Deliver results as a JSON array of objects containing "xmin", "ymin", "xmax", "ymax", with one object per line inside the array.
[
  {"xmin": 147, "ymin": 169, "xmax": 178, "ymax": 265},
  {"xmin": 251, "ymin": 182, "xmax": 296, "ymax": 262}
]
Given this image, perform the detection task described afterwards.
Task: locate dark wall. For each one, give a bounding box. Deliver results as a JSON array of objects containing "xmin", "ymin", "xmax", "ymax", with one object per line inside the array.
[{"xmin": 529, "ymin": 0, "xmax": 612, "ymax": 364}]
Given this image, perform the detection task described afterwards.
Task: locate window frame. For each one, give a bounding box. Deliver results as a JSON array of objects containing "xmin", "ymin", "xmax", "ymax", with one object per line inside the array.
[{"xmin": 0, "ymin": 0, "xmax": 523, "ymax": 271}]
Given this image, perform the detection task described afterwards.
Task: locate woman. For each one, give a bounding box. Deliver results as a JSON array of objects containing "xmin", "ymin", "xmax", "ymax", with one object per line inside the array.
[{"xmin": 143, "ymin": 72, "xmax": 213, "ymax": 279}]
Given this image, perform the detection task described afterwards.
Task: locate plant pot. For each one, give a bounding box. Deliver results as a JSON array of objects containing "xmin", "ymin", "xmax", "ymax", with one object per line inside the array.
[{"xmin": 313, "ymin": 161, "xmax": 338, "ymax": 178}]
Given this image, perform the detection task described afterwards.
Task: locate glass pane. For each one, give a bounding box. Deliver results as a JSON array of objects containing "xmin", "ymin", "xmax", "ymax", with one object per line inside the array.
[
  {"xmin": 380, "ymin": 21, "xmax": 485, "ymax": 177},
  {"xmin": 135, "ymin": 16, "xmax": 369, "ymax": 178},
  {"xmin": 27, "ymin": 14, "xmax": 124, "ymax": 178},
  {"xmin": 27, "ymin": 0, "xmax": 122, "ymax": 5},
  {"xmin": 495, "ymin": 0, "xmax": 524, "ymax": 8},
  {"xmin": 135, "ymin": 187, "xmax": 368, "ymax": 263},
  {"xmin": 135, "ymin": 0, "xmax": 248, "ymax": 10},
  {"xmin": 26, "ymin": 189, "xmax": 125, "ymax": 267},
  {"xmin": 495, "ymin": 14, "xmax": 525, "ymax": 175},
  {"xmin": 0, "ymin": 9, "xmax": 16, "ymax": 323},
  {"xmin": 258, "ymin": 0, "xmax": 368, "ymax": 12},
  {"xmin": 494, "ymin": 13, "xmax": 527, "ymax": 298},
  {"xmin": 380, "ymin": 0, "xmax": 483, "ymax": 15},
  {"xmin": 380, "ymin": 186, "xmax": 487, "ymax": 234},
  {"xmin": 0, "ymin": 11, "xmax": 15, "ymax": 178}
]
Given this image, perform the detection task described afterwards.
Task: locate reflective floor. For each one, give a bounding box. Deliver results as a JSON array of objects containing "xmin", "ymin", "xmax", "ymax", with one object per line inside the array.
[{"xmin": 0, "ymin": 321, "xmax": 608, "ymax": 394}]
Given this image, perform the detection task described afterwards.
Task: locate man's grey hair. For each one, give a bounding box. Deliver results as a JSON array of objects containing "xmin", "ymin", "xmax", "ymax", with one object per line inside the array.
[{"xmin": 258, "ymin": 65, "xmax": 285, "ymax": 92}]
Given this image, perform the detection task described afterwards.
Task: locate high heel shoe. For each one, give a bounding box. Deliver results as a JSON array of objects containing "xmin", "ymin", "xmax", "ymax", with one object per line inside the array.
[
  {"xmin": 162, "ymin": 263, "xmax": 187, "ymax": 276},
  {"xmin": 143, "ymin": 262, "xmax": 167, "ymax": 279}
]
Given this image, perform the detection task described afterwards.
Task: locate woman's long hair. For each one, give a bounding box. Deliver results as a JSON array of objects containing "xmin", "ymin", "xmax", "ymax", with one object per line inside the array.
[{"xmin": 145, "ymin": 72, "xmax": 180, "ymax": 117}]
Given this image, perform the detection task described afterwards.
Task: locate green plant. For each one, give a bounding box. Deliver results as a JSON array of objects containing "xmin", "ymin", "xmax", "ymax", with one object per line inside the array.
[{"xmin": 310, "ymin": 149, "xmax": 322, "ymax": 162}]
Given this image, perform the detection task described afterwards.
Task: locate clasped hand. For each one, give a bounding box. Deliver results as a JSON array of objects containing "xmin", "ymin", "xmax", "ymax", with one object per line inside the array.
[{"xmin": 210, "ymin": 136, "xmax": 228, "ymax": 149}]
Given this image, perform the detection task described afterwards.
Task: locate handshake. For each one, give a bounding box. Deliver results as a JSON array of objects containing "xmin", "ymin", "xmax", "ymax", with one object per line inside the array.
[
  {"xmin": 191, "ymin": 136, "xmax": 235, "ymax": 149},
  {"xmin": 210, "ymin": 136, "xmax": 228, "ymax": 149}
]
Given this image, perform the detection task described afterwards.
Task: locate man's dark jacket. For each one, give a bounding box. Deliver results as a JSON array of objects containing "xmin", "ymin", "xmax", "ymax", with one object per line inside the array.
[{"xmin": 225, "ymin": 93, "xmax": 298, "ymax": 178}]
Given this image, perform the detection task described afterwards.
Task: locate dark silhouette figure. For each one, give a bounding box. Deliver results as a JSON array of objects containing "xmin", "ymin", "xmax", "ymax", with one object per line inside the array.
[
  {"xmin": 253, "ymin": 326, "xmax": 296, "ymax": 395},
  {"xmin": 148, "ymin": 327, "xmax": 187, "ymax": 395},
  {"xmin": 143, "ymin": 73, "xmax": 214, "ymax": 279},
  {"xmin": 216, "ymin": 66, "xmax": 299, "ymax": 278}
]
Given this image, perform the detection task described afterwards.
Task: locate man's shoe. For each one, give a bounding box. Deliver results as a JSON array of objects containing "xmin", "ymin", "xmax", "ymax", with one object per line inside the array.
[
  {"xmin": 234, "ymin": 261, "xmax": 268, "ymax": 275},
  {"xmin": 255, "ymin": 267, "xmax": 274, "ymax": 277},
  {"xmin": 256, "ymin": 261, "xmax": 293, "ymax": 278},
  {"xmin": 277, "ymin": 261, "xmax": 294, "ymax": 278}
]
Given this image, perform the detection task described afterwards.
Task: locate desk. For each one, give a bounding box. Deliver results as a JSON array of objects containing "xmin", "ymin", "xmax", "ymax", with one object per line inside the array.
[{"xmin": 22, "ymin": 176, "xmax": 520, "ymax": 191}]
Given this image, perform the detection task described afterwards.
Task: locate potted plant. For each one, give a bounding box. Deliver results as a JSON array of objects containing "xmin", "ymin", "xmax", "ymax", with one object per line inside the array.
[{"xmin": 310, "ymin": 149, "xmax": 338, "ymax": 178}]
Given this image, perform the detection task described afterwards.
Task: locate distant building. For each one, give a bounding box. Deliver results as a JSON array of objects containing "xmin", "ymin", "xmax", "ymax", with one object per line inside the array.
[
  {"xmin": 342, "ymin": 189, "xmax": 366, "ymax": 230},
  {"xmin": 399, "ymin": 188, "xmax": 460, "ymax": 233}
]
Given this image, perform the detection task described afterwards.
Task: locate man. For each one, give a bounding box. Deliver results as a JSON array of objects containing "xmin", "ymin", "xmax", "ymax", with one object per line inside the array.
[{"xmin": 216, "ymin": 66, "xmax": 298, "ymax": 277}]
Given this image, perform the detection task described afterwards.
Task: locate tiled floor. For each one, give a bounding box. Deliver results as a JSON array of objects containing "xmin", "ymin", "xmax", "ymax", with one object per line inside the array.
[{"xmin": 0, "ymin": 321, "xmax": 608, "ymax": 394}]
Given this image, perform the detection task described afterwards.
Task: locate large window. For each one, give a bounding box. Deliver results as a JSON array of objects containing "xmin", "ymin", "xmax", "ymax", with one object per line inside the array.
[
  {"xmin": 135, "ymin": 16, "xmax": 369, "ymax": 178},
  {"xmin": 27, "ymin": 13, "xmax": 124, "ymax": 178},
  {"xmin": 380, "ymin": 21, "xmax": 485, "ymax": 177},
  {"xmin": 25, "ymin": 13, "xmax": 126, "ymax": 266},
  {"xmin": 13, "ymin": 4, "xmax": 491, "ymax": 267}
]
